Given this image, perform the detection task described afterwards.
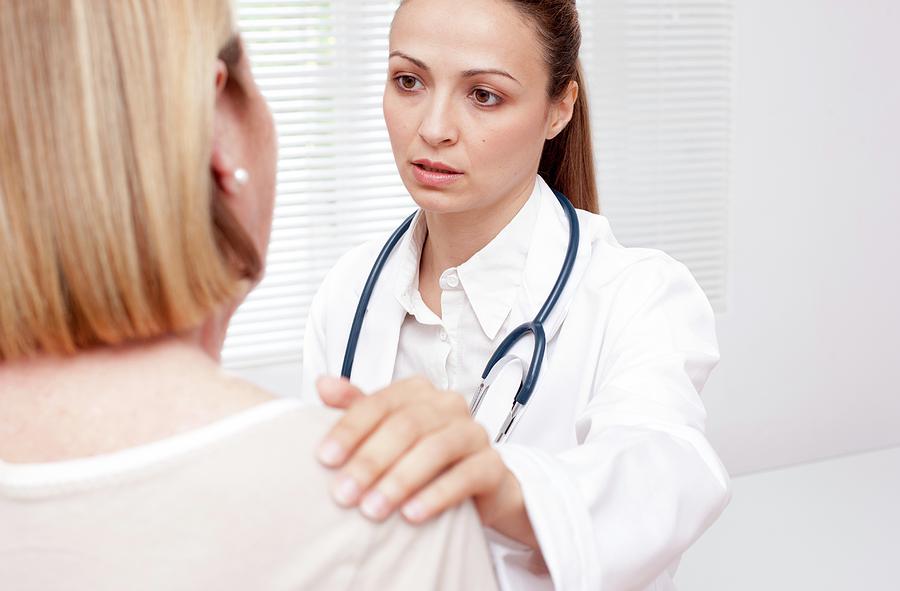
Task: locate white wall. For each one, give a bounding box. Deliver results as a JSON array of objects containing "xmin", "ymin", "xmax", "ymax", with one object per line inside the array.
[
  {"xmin": 675, "ymin": 445, "xmax": 900, "ymax": 590},
  {"xmin": 678, "ymin": 2, "xmax": 900, "ymax": 583},
  {"xmin": 701, "ymin": 0, "xmax": 900, "ymax": 476}
]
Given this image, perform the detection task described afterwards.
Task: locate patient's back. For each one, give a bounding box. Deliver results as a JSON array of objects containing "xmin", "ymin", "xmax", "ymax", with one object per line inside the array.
[{"xmin": 0, "ymin": 401, "xmax": 497, "ymax": 591}]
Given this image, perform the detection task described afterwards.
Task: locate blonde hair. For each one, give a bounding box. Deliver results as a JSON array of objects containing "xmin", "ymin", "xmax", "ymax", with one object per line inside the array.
[{"xmin": 0, "ymin": 0, "xmax": 260, "ymax": 360}]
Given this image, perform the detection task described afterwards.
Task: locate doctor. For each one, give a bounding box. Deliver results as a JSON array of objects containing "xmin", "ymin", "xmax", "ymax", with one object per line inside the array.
[{"xmin": 300, "ymin": 0, "xmax": 730, "ymax": 589}]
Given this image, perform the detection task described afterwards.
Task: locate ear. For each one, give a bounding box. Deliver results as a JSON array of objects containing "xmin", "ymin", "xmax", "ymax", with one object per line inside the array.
[
  {"xmin": 210, "ymin": 59, "xmax": 243, "ymax": 197},
  {"xmin": 546, "ymin": 80, "xmax": 579, "ymax": 140}
]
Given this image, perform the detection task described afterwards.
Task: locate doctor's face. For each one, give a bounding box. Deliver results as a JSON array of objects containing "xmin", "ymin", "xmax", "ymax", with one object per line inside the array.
[{"xmin": 383, "ymin": 0, "xmax": 556, "ymax": 215}]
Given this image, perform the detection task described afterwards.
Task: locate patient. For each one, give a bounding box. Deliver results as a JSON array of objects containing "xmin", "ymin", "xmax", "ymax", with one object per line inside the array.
[{"xmin": 0, "ymin": 1, "xmax": 496, "ymax": 589}]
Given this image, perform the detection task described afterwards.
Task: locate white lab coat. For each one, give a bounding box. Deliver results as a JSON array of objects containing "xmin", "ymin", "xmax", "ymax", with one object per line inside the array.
[{"xmin": 300, "ymin": 178, "xmax": 730, "ymax": 590}]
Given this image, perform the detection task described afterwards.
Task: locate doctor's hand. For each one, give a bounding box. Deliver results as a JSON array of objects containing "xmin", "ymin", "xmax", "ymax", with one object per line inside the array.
[{"xmin": 315, "ymin": 375, "xmax": 538, "ymax": 549}]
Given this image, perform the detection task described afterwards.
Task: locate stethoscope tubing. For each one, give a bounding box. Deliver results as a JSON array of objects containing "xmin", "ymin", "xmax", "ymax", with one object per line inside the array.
[
  {"xmin": 340, "ymin": 189, "xmax": 580, "ymax": 442},
  {"xmin": 478, "ymin": 190, "xmax": 580, "ymax": 406},
  {"xmin": 340, "ymin": 212, "xmax": 416, "ymax": 379}
]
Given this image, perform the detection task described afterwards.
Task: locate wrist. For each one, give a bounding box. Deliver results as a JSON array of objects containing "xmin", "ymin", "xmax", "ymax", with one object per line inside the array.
[{"xmin": 477, "ymin": 463, "xmax": 539, "ymax": 549}]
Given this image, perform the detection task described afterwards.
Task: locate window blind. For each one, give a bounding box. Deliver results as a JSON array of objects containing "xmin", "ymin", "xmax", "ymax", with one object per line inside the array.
[
  {"xmin": 223, "ymin": 0, "xmax": 732, "ymax": 369},
  {"xmin": 578, "ymin": 0, "xmax": 733, "ymax": 310},
  {"xmin": 224, "ymin": 1, "xmax": 408, "ymax": 367}
]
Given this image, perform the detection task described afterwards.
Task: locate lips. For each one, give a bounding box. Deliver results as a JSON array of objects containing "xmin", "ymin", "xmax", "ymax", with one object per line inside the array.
[
  {"xmin": 410, "ymin": 159, "xmax": 463, "ymax": 188},
  {"xmin": 412, "ymin": 159, "xmax": 462, "ymax": 174}
]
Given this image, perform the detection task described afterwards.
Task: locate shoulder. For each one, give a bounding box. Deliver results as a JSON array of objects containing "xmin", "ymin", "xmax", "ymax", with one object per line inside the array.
[
  {"xmin": 580, "ymin": 211, "xmax": 704, "ymax": 299},
  {"xmin": 208, "ymin": 403, "xmax": 347, "ymax": 512},
  {"xmin": 236, "ymin": 401, "xmax": 339, "ymax": 456},
  {"xmin": 210, "ymin": 403, "xmax": 497, "ymax": 589},
  {"xmin": 569, "ymin": 213, "xmax": 716, "ymax": 343},
  {"xmin": 191, "ymin": 402, "xmax": 353, "ymax": 539}
]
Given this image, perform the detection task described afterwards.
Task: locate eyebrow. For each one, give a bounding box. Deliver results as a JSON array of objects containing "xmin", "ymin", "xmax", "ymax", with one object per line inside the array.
[{"xmin": 389, "ymin": 51, "xmax": 522, "ymax": 86}]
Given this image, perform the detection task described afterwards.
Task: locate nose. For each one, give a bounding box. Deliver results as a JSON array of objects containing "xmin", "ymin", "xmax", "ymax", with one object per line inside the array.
[{"xmin": 417, "ymin": 93, "xmax": 458, "ymax": 147}]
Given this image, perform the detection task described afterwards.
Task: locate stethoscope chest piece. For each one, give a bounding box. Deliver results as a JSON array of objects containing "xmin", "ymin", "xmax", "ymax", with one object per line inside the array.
[{"xmin": 471, "ymin": 320, "xmax": 546, "ymax": 444}]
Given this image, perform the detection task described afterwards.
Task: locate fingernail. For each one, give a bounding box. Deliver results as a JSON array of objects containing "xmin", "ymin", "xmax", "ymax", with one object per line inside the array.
[
  {"xmin": 401, "ymin": 499, "xmax": 428, "ymax": 523},
  {"xmin": 332, "ymin": 475, "xmax": 361, "ymax": 507},
  {"xmin": 360, "ymin": 490, "xmax": 391, "ymax": 521},
  {"xmin": 317, "ymin": 439, "xmax": 345, "ymax": 466}
]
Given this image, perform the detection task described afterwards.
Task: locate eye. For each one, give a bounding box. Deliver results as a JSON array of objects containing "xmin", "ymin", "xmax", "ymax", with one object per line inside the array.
[
  {"xmin": 470, "ymin": 88, "xmax": 502, "ymax": 107},
  {"xmin": 395, "ymin": 75, "xmax": 423, "ymax": 92}
]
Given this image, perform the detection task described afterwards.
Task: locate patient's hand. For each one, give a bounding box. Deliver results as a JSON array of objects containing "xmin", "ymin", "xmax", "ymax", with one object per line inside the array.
[{"xmin": 315, "ymin": 375, "xmax": 537, "ymax": 548}]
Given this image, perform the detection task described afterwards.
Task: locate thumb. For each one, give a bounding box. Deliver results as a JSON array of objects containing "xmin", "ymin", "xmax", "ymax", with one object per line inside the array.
[{"xmin": 316, "ymin": 375, "xmax": 365, "ymax": 409}]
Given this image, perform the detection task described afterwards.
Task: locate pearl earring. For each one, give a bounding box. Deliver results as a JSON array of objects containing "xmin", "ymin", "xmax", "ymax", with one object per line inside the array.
[{"xmin": 233, "ymin": 168, "xmax": 250, "ymax": 187}]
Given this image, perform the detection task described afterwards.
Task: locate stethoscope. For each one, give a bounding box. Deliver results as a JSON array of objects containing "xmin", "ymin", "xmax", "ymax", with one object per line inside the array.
[{"xmin": 341, "ymin": 189, "xmax": 580, "ymax": 444}]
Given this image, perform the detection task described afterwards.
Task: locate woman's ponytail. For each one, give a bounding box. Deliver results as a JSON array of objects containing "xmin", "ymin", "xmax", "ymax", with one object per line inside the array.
[
  {"xmin": 513, "ymin": 1, "xmax": 599, "ymax": 213},
  {"xmin": 538, "ymin": 63, "xmax": 598, "ymax": 213}
]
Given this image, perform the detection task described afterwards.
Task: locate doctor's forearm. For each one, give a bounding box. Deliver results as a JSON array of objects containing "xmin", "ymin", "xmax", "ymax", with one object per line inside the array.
[{"xmin": 477, "ymin": 469, "xmax": 539, "ymax": 549}]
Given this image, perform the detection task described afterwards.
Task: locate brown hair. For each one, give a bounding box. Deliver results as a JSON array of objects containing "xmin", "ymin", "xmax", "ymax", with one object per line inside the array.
[
  {"xmin": 510, "ymin": 0, "xmax": 599, "ymax": 213},
  {"xmin": 0, "ymin": 0, "xmax": 260, "ymax": 360}
]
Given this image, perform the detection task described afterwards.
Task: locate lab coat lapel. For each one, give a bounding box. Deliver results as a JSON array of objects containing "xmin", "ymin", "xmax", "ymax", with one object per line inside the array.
[
  {"xmin": 475, "ymin": 182, "xmax": 598, "ymax": 440},
  {"xmin": 345, "ymin": 263, "xmax": 408, "ymax": 394},
  {"xmin": 511, "ymin": 181, "xmax": 595, "ymax": 345}
]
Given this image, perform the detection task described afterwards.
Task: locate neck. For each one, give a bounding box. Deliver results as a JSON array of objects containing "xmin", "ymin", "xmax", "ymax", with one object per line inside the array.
[
  {"xmin": 0, "ymin": 335, "xmax": 216, "ymax": 391},
  {"xmin": 416, "ymin": 178, "xmax": 536, "ymax": 317},
  {"xmin": 0, "ymin": 334, "xmax": 231, "ymax": 464},
  {"xmin": 420, "ymin": 178, "xmax": 536, "ymax": 279}
]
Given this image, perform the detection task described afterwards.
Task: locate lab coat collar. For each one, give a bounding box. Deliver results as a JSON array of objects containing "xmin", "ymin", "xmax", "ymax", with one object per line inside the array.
[
  {"xmin": 456, "ymin": 181, "xmax": 540, "ymax": 340},
  {"xmin": 513, "ymin": 177, "xmax": 596, "ymax": 343},
  {"xmin": 390, "ymin": 180, "xmax": 541, "ymax": 341},
  {"xmin": 391, "ymin": 209, "xmax": 428, "ymax": 316},
  {"xmin": 347, "ymin": 176, "xmax": 598, "ymax": 392}
]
